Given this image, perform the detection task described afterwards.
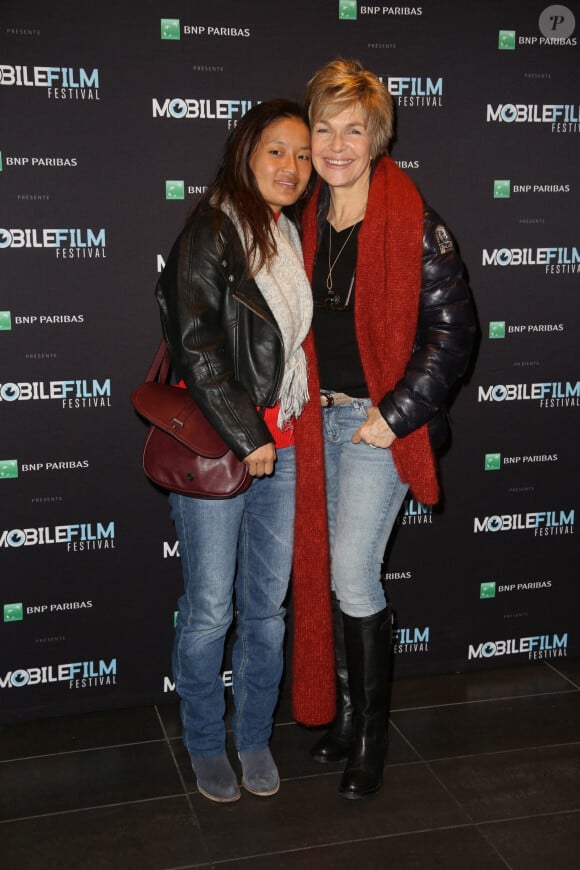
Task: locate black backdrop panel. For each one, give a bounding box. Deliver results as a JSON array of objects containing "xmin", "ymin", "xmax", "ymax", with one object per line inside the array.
[{"xmin": 1, "ymin": 1, "xmax": 578, "ymax": 720}]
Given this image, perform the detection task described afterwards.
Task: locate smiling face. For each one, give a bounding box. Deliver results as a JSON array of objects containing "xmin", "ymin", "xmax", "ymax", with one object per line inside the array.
[
  {"xmin": 311, "ymin": 103, "xmax": 373, "ymax": 194},
  {"xmin": 249, "ymin": 116, "xmax": 312, "ymax": 212}
]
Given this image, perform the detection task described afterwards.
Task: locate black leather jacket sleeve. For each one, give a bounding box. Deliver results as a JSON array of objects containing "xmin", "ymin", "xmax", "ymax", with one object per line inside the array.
[
  {"xmin": 378, "ymin": 207, "xmax": 476, "ymax": 440},
  {"xmin": 155, "ymin": 211, "xmax": 275, "ymax": 459}
]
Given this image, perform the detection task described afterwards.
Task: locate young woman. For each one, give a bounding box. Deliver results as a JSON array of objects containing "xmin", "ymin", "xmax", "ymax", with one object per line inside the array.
[{"xmin": 156, "ymin": 100, "xmax": 313, "ymax": 803}]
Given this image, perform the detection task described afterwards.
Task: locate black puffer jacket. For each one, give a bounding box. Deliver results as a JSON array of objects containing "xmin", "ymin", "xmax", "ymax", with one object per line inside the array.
[
  {"xmin": 378, "ymin": 206, "xmax": 476, "ymax": 448},
  {"xmin": 155, "ymin": 205, "xmax": 284, "ymax": 460}
]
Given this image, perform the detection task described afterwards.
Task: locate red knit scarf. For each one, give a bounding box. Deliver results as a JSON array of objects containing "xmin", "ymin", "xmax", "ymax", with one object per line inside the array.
[{"xmin": 291, "ymin": 157, "xmax": 440, "ymax": 726}]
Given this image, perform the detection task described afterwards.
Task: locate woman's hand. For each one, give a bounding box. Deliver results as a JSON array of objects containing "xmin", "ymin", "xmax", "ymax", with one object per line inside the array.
[
  {"xmin": 352, "ymin": 406, "xmax": 396, "ymax": 449},
  {"xmin": 244, "ymin": 443, "xmax": 277, "ymax": 477}
]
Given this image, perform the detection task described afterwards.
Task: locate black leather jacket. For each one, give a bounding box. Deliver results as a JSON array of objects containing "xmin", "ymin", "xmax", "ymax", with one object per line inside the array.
[{"xmin": 155, "ymin": 205, "xmax": 284, "ymax": 460}]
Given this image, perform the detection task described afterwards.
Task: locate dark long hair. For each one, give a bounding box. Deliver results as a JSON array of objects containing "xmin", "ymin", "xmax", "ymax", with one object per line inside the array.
[{"xmin": 188, "ymin": 99, "xmax": 309, "ymax": 273}]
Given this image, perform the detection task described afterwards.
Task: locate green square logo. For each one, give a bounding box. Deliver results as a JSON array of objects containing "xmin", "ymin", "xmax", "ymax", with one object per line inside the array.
[
  {"xmin": 489, "ymin": 321, "xmax": 506, "ymax": 339},
  {"xmin": 339, "ymin": 1, "xmax": 357, "ymax": 20},
  {"xmin": 480, "ymin": 582, "xmax": 496, "ymax": 599},
  {"xmin": 4, "ymin": 602, "xmax": 23, "ymax": 622},
  {"xmin": 484, "ymin": 453, "xmax": 501, "ymax": 471},
  {"xmin": 0, "ymin": 459, "xmax": 18, "ymax": 479},
  {"xmin": 161, "ymin": 18, "xmax": 180, "ymax": 40},
  {"xmin": 166, "ymin": 180, "xmax": 185, "ymax": 200},
  {"xmin": 494, "ymin": 179, "xmax": 511, "ymax": 199},
  {"xmin": 498, "ymin": 30, "xmax": 516, "ymax": 50},
  {"xmin": 0, "ymin": 311, "xmax": 12, "ymax": 331}
]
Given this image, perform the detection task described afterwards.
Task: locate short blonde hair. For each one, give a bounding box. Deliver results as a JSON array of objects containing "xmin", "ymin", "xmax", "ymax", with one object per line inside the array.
[{"xmin": 306, "ymin": 58, "xmax": 394, "ymax": 158}]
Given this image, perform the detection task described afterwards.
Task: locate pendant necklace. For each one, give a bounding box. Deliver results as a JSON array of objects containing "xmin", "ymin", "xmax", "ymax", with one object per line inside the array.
[{"xmin": 326, "ymin": 215, "xmax": 363, "ymax": 292}]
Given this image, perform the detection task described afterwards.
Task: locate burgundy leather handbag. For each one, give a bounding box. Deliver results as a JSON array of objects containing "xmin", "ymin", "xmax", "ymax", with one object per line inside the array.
[{"xmin": 131, "ymin": 341, "xmax": 251, "ymax": 498}]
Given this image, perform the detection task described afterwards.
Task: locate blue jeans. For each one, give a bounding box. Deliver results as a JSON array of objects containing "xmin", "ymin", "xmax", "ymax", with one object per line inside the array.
[
  {"xmin": 169, "ymin": 446, "xmax": 295, "ymax": 757},
  {"xmin": 322, "ymin": 400, "xmax": 408, "ymax": 618}
]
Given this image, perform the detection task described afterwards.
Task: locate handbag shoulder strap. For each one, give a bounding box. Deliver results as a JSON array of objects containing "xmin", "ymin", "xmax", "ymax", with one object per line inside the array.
[{"xmin": 146, "ymin": 339, "xmax": 171, "ymax": 384}]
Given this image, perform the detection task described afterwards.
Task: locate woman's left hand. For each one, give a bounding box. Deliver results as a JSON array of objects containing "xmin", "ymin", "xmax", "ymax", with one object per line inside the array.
[{"xmin": 351, "ymin": 406, "xmax": 397, "ymax": 449}]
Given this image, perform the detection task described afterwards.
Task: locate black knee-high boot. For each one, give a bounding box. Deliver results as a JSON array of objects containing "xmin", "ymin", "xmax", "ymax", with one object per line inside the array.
[
  {"xmin": 310, "ymin": 595, "xmax": 354, "ymax": 763},
  {"xmin": 338, "ymin": 608, "xmax": 392, "ymax": 799}
]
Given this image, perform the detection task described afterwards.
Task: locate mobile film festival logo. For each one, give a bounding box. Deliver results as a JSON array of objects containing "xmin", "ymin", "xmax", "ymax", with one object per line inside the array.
[
  {"xmin": 152, "ymin": 97, "xmax": 258, "ymax": 126},
  {"xmin": 487, "ymin": 103, "xmax": 579, "ymax": 133},
  {"xmin": 0, "ymin": 65, "xmax": 100, "ymax": 100},
  {"xmin": 394, "ymin": 626, "xmax": 430, "ymax": 654},
  {"xmin": 473, "ymin": 508, "xmax": 574, "ymax": 536},
  {"xmin": 468, "ymin": 632, "xmax": 568, "ymax": 661},
  {"xmin": 482, "ymin": 246, "xmax": 580, "ymax": 273},
  {"xmin": 0, "ymin": 227, "xmax": 106, "ymax": 259},
  {"xmin": 0, "ymin": 521, "xmax": 116, "ymax": 552},
  {"xmin": 498, "ymin": 5, "xmax": 576, "ymax": 48},
  {"xmin": 0, "ymin": 378, "xmax": 111, "ymax": 409},
  {"xmin": 0, "ymin": 658, "xmax": 117, "ymax": 690},
  {"xmin": 398, "ymin": 498, "xmax": 433, "ymax": 526},
  {"xmin": 477, "ymin": 381, "xmax": 579, "ymax": 408}
]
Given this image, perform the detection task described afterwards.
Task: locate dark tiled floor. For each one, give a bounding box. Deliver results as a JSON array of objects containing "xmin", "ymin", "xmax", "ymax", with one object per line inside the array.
[{"xmin": 1, "ymin": 660, "xmax": 579, "ymax": 869}]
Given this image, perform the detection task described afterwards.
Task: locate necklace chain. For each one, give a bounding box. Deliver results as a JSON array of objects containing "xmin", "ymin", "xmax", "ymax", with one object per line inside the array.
[{"xmin": 326, "ymin": 221, "xmax": 359, "ymax": 292}]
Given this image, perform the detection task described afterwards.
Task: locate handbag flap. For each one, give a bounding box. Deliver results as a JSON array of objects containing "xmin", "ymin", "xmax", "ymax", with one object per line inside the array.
[{"xmin": 131, "ymin": 382, "xmax": 230, "ymax": 459}]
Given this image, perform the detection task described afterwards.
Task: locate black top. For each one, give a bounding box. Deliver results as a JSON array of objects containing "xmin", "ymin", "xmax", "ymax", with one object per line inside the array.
[{"xmin": 311, "ymin": 220, "xmax": 369, "ymax": 397}]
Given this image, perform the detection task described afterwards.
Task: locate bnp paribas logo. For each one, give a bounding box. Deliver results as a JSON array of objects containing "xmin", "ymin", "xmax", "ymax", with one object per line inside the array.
[
  {"xmin": 339, "ymin": 1, "xmax": 357, "ymax": 20},
  {"xmin": 484, "ymin": 453, "xmax": 501, "ymax": 471},
  {"xmin": 494, "ymin": 179, "xmax": 511, "ymax": 198},
  {"xmin": 166, "ymin": 180, "xmax": 185, "ymax": 200},
  {"xmin": 480, "ymin": 582, "xmax": 496, "ymax": 599},
  {"xmin": 498, "ymin": 30, "xmax": 516, "ymax": 49},
  {"xmin": 161, "ymin": 18, "xmax": 180, "ymax": 40},
  {"xmin": 0, "ymin": 460, "xmax": 19, "ymax": 479},
  {"xmin": 489, "ymin": 321, "xmax": 506, "ymax": 339},
  {"xmin": 4, "ymin": 602, "xmax": 23, "ymax": 622},
  {"xmin": 0, "ymin": 311, "xmax": 12, "ymax": 331}
]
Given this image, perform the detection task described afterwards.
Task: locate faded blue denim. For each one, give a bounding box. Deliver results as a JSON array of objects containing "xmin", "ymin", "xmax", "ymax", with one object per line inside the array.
[
  {"xmin": 322, "ymin": 399, "xmax": 408, "ymax": 618},
  {"xmin": 169, "ymin": 446, "xmax": 295, "ymax": 757}
]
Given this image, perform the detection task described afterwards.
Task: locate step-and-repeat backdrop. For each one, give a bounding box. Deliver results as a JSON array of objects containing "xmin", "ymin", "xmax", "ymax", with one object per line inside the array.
[{"xmin": 1, "ymin": 1, "xmax": 578, "ymax": 721}]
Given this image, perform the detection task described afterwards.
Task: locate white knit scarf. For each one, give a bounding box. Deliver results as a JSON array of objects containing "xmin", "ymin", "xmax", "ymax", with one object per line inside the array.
[{"xmin": 221, "ymin": 203, "xmax": 313, "ymax": 427}]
